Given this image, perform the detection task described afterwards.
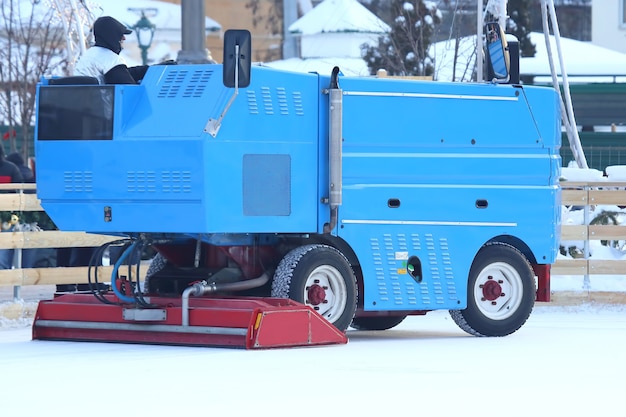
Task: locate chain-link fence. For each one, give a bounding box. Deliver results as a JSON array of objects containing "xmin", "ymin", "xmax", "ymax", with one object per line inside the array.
[{"xmin": 561, "ymin": 132, "xmax": 626, "ymax": 172}]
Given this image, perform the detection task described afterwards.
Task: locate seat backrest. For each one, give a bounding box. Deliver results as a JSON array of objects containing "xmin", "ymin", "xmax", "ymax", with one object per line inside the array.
[{"xmin": 48, "ymin": 76, "xmax": 99, "ymax": 86}]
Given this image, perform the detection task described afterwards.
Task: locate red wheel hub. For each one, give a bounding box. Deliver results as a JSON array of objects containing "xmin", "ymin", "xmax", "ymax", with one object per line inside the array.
[
  {"xmin": 482, "ymin": 279, "xmax": 502, "ymax": 301},
  {"xmin": 307, "ymin": 284, "xmax": 326, "ymax": 305}
]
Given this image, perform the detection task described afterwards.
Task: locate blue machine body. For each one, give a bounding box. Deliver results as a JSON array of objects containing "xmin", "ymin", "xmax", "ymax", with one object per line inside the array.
[{"xmin": 35, "ymin": 63, "xmax": 561, "ymax": 312}]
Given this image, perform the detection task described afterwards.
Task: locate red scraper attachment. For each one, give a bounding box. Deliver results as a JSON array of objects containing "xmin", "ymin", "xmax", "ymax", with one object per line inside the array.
[{"xmin": 32, "ymin": 294, "xmax": 347, "ymax": 349}]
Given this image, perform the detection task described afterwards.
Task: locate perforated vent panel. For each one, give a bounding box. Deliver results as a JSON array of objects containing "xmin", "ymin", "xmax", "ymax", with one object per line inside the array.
[
  {"xmin": 157, "ymin": 69, "xmax": 213, "ymax": 99},
  {"xmin": 370, "ymin": 233, "xmax": 457, "ymax": 307},
  {"xmin": 246, "ymin": 88, "xmax": 306, "ymax": 116},
  {"xmin": 126, "ymin": 171, "xmax": 157, "ymax": 193},
  {"xmin": 63, "ymin": 171, "xmax": 93, "ymax": 193},
  {"xmin": 126, "ymin": 170, "xmax": 192, "ymax": 193}
]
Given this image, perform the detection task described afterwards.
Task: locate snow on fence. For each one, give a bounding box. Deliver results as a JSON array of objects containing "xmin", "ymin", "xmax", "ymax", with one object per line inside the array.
[
  {"xmin": 0, "ymin": 181, "xmax": 623, "ymax": 293},
  {"xmin": 0, "ymin": 183, "xmax": 143, "ymax": 293}
]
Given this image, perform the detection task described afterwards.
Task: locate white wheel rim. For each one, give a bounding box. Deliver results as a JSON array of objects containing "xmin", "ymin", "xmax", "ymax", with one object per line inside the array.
[
  {"xmin": 303, "ymin": 265, "xmax": 348, "ymax": 323},
  {"xmin": 473, "ymin": 261, "xmax": 523, "ymax": 320}
]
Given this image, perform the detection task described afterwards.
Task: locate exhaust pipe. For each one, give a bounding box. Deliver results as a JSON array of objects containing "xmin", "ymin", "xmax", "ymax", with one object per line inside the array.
[
  {"xmin": 181, "ymin": 273, "xmax": 270, "ymax": 326},
  {"xmin": 325, "ymin": 66, "xmax": 343, "ymax": 234}
]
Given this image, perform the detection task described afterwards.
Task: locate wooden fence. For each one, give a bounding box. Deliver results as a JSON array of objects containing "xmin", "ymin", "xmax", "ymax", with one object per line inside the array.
[
  {"xmin": 553, "ymin": 181, "xmax": 626, "ymax": 276},
  {"xmin": 0, "ymin": 183, "xmax": 139, "ymax": 296},
  {"xmin": 0, "ymin": 181, "xmax": 623, "ymax": 295}
]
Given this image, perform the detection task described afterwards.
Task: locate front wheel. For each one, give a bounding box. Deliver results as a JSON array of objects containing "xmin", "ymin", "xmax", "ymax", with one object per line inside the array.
[
  {"xmin": 271, "ymin": 244, "xmax": 357, "ymax": 332},
  {"xmin": 450, "ymin": 242, "xmax": 535, "ymax": 337}
]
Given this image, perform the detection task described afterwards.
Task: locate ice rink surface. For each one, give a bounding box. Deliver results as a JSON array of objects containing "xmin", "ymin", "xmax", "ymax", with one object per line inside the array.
[{"xmin": 1, "ymin": 304, "xmax": 625, "ymax": 417}]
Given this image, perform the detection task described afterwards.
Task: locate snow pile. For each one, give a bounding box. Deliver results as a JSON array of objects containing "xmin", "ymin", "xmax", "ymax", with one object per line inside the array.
[
  {"xmin": 0, "ymin": 300, "xmax": 38, "ymax": 330},
  {"xmin": 605, "ymin": 165, "xmax": 626, "ymax": 181},
  {"xmin": 560, "ymin": 166, "xmax": 605, "ymax": 181}
]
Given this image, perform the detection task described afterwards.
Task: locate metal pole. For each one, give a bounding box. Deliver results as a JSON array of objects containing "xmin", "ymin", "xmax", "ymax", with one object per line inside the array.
[
  {"xmin": 13, "ymin": 285, "xmax": 21, "ymax": 301},
  {"xmin": 177, "ymin": 0, "xmax": 212, "ymax": 63},
  {"xmin": 12, "ymin": 249, "xmax": 21, "ymax": 301},
  {"xmin": 283, "ymin": 0, "xmax": 298, "ymax": 59},
  {"xmin": 476, "ymin": 0, "xmax": 483, "ymax": 82},
  {"xmin": 140, "ymin": 46, "xmax": 148, "ymax": 66},
  {"xmin": 583, "ymin": 185, "xmax": 590, "ymax": 291}
]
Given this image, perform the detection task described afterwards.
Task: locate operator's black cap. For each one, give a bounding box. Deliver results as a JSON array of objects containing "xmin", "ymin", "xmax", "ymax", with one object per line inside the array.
[{"xmin": 94, "ymin": 16, "xmax": 133, "ymax": 37}]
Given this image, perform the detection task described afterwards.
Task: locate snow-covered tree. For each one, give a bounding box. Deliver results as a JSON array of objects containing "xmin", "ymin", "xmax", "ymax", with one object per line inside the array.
[
  {"xmin": 361, "ymin": 0, "xmax": 442, "ymax": 76},
  {"xmin": 0, "ymin": 0, "xmax": 96, "ymax": 159}
]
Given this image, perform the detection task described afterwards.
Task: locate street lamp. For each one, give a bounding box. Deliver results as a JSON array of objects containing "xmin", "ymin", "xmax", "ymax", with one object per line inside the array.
[{"xmin": 129, "ymin": 8, "xmax": 157, "ymax": 65}]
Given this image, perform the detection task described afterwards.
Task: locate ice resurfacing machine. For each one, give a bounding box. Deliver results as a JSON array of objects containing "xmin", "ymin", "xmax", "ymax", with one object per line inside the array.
[{"xmin": 32, "ymin": 27, "xmax": 561, "ymax": 348}]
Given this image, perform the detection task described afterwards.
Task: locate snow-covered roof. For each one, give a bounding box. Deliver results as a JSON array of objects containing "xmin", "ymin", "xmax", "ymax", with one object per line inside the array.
[
  {"xmin": 522, "ymin": 32, "xmax": 626, "ymax": 82},
  {"xmin": 263, "ymin": 57, "xmax": 370, "ymax": 77},
  {"xmin": 289, "ymin": 0, "xmax": 390, "ymax": 35},
  {"xmin": 430, "ymin": 32, "xmax": 626, "ymax": 83}
]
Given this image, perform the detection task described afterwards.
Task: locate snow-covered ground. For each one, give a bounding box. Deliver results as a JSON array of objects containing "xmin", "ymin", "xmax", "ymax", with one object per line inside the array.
[{"xmin": 0, "ymin": 304, "xmax": 625, "ymax": 417}]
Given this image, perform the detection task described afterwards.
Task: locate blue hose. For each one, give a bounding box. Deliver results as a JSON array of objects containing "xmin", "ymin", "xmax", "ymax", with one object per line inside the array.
[{"xmin": 110, "ymin": 241, "xmax": 139, "ymax": 303}]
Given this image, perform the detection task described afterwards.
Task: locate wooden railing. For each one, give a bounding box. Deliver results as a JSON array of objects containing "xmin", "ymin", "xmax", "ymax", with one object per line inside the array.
[
  {"xmin": 0, "ymin": 183, "xmax": 140, "ymax": 295},
  {"xmin": 0, "ymin": 181, "xmax": 623, "ymax": 295},
  {"xmin": 553, "ymin": 181, "xmax": 626, "ymax": 276}
]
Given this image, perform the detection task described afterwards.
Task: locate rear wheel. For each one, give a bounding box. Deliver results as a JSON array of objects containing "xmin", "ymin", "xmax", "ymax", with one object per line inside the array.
[
  {"xmin": 271, "ymin": 244, "xmax": 357, "ymax": 332},
  {"xmin": 450, "ymin": 242, "xmax": 535, "ymax": 337},
  {"xmin": 350, "ymin": 315, "xmax": 407, "ymax": 331}
]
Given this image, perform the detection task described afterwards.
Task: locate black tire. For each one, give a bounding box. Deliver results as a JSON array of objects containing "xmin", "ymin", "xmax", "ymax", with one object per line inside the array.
[
  {"xmin": 271, "ymin": 244, "xmax": 358, "ymax": 332},
  {"xmin": 350, "ymin": 315, "xmax": 407, "ymax": 331},
  {"xmin": 450, "ymin": 242, "xmax": 535, "ymax": 337}
]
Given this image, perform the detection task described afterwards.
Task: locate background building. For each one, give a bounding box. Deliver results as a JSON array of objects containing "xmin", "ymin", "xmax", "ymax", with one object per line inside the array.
[
  {"xmin": 266, "ymin": 0, "xmax": 388, "ymax": 76},
  {"xmin": 161, "ymin": 0, "xmax": 283, "ymax": 62},
  {"xmin": 592, "ymin": 0, "xmax": 626, "ymax": 54}
]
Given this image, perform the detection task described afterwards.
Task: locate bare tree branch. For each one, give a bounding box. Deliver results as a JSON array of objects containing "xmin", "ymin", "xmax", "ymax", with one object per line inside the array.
[{"xmin": 0, "ymin": 0, "xmax": 67, "ymax": 159}]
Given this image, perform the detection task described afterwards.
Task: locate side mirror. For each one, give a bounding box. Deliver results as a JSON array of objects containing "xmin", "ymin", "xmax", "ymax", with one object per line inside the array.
[
  {"xmin": 222, "ymin": 29, "xmax": 251, "ymax": 88},
  {"xmin": 485, "ymin": 22, "xmax": 510, "ymax": 83}
]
